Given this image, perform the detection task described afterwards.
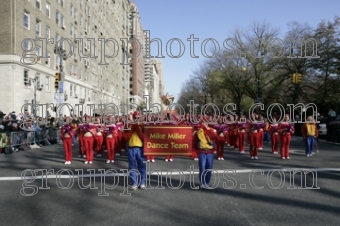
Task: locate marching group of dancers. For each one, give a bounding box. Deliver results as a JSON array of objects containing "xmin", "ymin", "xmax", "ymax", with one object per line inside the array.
[{"xmin": 59, "ymin": 112, "xmax": 319, "ymax": 165}]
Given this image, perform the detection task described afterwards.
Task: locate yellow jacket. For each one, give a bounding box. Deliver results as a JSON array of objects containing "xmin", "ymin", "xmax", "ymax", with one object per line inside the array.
[
  {"xmin": 128, "ymin": 132, "xmax": 143, "ymax": 147},
  {"xmin": 197, "ymin": 128, "xmax": 213, "ymax": 150}
]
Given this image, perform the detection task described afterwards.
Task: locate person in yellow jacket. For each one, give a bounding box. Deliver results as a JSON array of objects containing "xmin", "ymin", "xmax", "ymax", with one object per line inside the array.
[
  {"xmin": 196, "ymin": 120, "xmax": 217, "ymax": 189},
  {"xmin": 302, "ymin": 116, "xmax": 318, "ymax": 157},
  {"xmin": 124, "ymin": 111, "xmax": 146, "ymax": 190}
]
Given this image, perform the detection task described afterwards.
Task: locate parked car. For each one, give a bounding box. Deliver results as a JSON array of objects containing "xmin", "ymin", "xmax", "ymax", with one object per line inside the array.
[
  {"xmin": 318, "ymin": 123, "xmax": 327, "ymax": 136},
  {"xmin": 318, "ymin": 116, "xmax": 340, "ymax": 137}
]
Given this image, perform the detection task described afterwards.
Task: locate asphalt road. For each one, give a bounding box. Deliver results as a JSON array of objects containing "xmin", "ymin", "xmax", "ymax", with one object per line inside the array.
[{"xmin": 1, "ymin": 136, "xmax": 339, "ymax": 226}]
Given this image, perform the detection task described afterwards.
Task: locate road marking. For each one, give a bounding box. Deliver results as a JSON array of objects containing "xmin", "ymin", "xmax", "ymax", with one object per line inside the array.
[{"xmin": 1, "ymin": 168, "xmax": 340, "ymax": 181}]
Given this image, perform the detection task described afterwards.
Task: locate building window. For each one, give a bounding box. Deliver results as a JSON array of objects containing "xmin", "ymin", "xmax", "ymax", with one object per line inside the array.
[
  {"xmin": 74, "ymin": 28, "xmax": 77, "ymax": 39},
  {"xmin": 80, "ymin": 15, "xmax": 83, "ymax": 26},
  {"xmin": 60, "ymin": 15, "xmax": 64, "ymax": 27},
  {"xmin": 74, "ymin": 8, "xmax": 77, "ymax": 20},
  {"xmin": 45, "ymin": 76, "xmax": 50, "ymax": 91},
  {"xmin": 61, "ymin": 0, "xmax": 64, "ymax": 8},
  {"xmin": 24, "ymin": 11, "xmax": 30, "ymax": 29},
  {"xmin": 45, "ymin": 26, "xmax": 50, "ymax": 39},
  {"xmin": 70, "ymin": 64, "xmax": 73, "ymax": 75},
  {"xmin": 70, "ymin": 4, "xmax": 73, "ymax": 16},
  {"xmin": 46, "ymin": 51, "xmax": 50, "ymax": 66},
  {"xmin": 23, "ymin": 39, "xmax": 30, "ymax": 50},
  {"xmin": 46, "ymin": 2, "xmax": 50, "ymax": 17},
  {"xmin": 36, "ymin": 0, "xmax": 41, "ymax": 9},
  {"xmin": 36, "ymin": 46, "xmax": 41, "ymax": 57},
  {"xmin": 70, "ymin": 84, "xmax": 73, "ymax": 96},
  {"xmin": 80, "ymin": 0, "xmax": 83, "ymax": 9},
  {"xmin": 35, "ymin": 19, "xmax": 41, "ymax": 36},
  {"xmin": 70, "ymin": 24, "xmax": 73, "ymax": 36},
  {"xmin": 74, "ymin": 66, "xmax": 77, "ymax": 77},
  {"xmin": 56, "ymin": 11, "xmax": 59, "ymax": 24}
]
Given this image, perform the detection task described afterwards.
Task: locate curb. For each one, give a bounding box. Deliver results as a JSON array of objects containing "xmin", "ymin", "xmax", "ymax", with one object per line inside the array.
[{"xmin": 317, "ymin": 139, "xmax": 340, "ymax": 146}]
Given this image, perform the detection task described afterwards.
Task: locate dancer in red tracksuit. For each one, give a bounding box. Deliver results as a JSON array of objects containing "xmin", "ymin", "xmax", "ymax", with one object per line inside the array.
[
  {"xmin": 105, "ymin": 123, "xmax": 118, "ymax": 163},
  {"xmin": 94, "ymin": 123, "xmax": 104, "ymax": 157},
  {"xmin": 278, "ymin": 114, "xmax": 294, "ymax": 159},
  {"xmin": 83, "ymin": 123, "xmax": 96, "ymax": 164},
  {"xmin": 257, "ymin": 115, "xmax": 265, "ymax": 150},
  {"xmin": 215, "ymin": 118, "xmax": 227, "ymax": 160},
  {"xmin": 227, "ymin": 116, "xmax": 235, "ymax": 148},
  {"xmin": 116, "ymin": 121, "xmax": 124, "ymax": 156},
  {"xmin": 269, "ymin": 118, "xmax": 279, "ymax": 154},
  {"xmin": 238, "ymin": 116, "xmax": 247, "ymax": 154},
  {"xmin": 60, "ymin": 123, "xmax": 74, "ymax": 164},
  {"xmin": 249, "ymin": 119, "xmax": 262, "ymax": 159},
  {"xmin": 77, "ymin": 123, "xmax": 86, "ymax": 158}
]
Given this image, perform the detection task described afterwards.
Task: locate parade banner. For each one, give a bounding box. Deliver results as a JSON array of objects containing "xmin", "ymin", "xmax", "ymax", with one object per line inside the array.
[{"xmin": 144, "ymin": 126, "xmax": 193, "ymax": 156}]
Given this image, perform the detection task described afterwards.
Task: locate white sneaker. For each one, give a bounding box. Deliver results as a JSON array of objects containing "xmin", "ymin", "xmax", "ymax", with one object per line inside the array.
[
  {"xmin": 254, "ymin": 156, "xmax": 258, "ymax": 159},
  {"xmin": 220, "ymin": 157, "xmax": 224, "ymax": 160},
  {"xmin": 218, "ymin": 157, "xmax": 221, "ymax": 160},
  {"xmin": 129, "ymin": 185, "xmax": 137, "ymax": 190},
  {"xmin": 147, "ymin": 160, "xmax": 150, "ymax": 162},
  {"xmin": 151, "ymin": 159, "xmax": 155, "ymax": 162},
  {"xmin": 259, "ymin": 148, "xmax": 263, "ymax": 150},
  {"xmin": 251, "ymin": 156, "xmax": 254, "ymax": 160},
  {"xmin": 273, "ymin": 152, "xmax": 278, "ymax": 154},
  {"xmin": 286, "ymin": 157, "xmax": 290, "ymax": 159},
  {"xmin": 68, "ymin": 161, "xmax": 71, "ymax": 164},
  {"xmin": 116, "ymin": 153, "xmax": 120, "ymax": 156},
  {"xmin": 165, "ymin": 159, "xmax": 168, "ymax": 162},
  {"xmin": 83, "ymin": 155, "xmax": 86, "ymax": 158},
  {"xmin": 97, "ymin": 154, "xmax": 102, "ymax": 157},
  {"xmin": 306, "ymin": 154, "xmax": 310, "ymax": 157},
  {"xmin": 78, "ymin": 155, "xmax": 82, "ymax": 157},
  {"xmin": 139, "ymin": 184, "xmax": 146, "ymax": 189},
  {"xmin": 84, "ymin": 161, "xmax": 88, "ymax": 164},
  {"xmin": 282, "ymin": 157, "xmax": 286, "ymax": 159},
  {"xmin": 89, "ymin": 161, "xmax": 92, "ymax": 164},
  {"xmin": 240, "ymin": 151, "xmax": 245, "ymax": 154},
  {"xmin": 169, "ymin": 159, "xmax": 173, "ymax": 162},
  {"xmin": 64, "ymin": 161, "xmax": 68, "ymax": 164},
  {"xmin": 111, "ymin": 160, "xmax": 114, "ymax": 163},
  {"xmin": 195, "ymin": 158, "xmax": 199, "ymax": 161},
  {"xmin": 106, "ymin": 160, "xmax": 110, "ymax": 163}
]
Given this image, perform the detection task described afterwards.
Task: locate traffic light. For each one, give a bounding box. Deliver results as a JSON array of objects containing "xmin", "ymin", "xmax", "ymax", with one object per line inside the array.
[
  {"xmin": 296, "ymin": 73, "xmax": 302, "ymax": 83},
  {"xmin": 291, "ymin": 73, "xmax": 296, "ymax": 83},
  {"xmin": 55, "ymin": 73, "xmax": 60, "ymax": 89}
]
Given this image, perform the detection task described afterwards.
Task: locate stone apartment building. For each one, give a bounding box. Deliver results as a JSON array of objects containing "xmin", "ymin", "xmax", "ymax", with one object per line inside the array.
[{"xmin": 0, "ymin": 0, "xmax": 156, "ymax": 116}]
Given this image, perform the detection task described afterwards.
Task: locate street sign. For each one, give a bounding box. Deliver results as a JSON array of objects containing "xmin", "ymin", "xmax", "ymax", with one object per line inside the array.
[
  {"xmin": 59, "ymin": 81, "xmax": 64, "ymax": 92},
  {"xmin": 55, "ymin": 93, "xmax": 65, "ymax": 104}
]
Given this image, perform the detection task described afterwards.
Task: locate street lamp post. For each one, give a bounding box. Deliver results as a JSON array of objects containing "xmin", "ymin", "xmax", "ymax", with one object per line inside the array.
[{"xmin": 30, "ymin": 74, "xmax": 43, "ymax": 118}]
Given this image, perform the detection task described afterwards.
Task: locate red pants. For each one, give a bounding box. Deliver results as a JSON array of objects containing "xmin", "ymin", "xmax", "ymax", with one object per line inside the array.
[
  {"xmin": 238, "ymin": 131, "xmax": 246, "ymax": 152},
  {"xmin": 233, "ymin": 130, "xmax": 239, "ymax": 148},
  {"xmin": 228, "ymin": 130, "xmax": 234, "ymax": 147},
  {"xmin": 258, "ymin": 130, "xmax": 264, "ymax": 148},
  {"xmin": 216, "ymin": 136, "xmax": 226, "ymax": 158},
  {"xmin": 105, "ymin": 137, "xmax": 115, "ymax": 161},
  {"xmin": 95, "ymin": 135, "xmax": 103, "ymax": 154},
  {"xmin": 146, "ymin": 156, "xmax": 155, "ymax": 161},
  {"xmin": 63, "ymin": 137, "xmax": 73, "ymax": 161},
  {"xmin": 280, "ymin": 134, "xmax": 291, "ymax": 158},
  {"xmin": 78, "ymin": 136, "xmax": 84, "ymax": 155},
  {"xmin": 116, "ymin": 131, "xmax": 123, "ymax": 154},
  {"xmin": 83, "ymin": 136, "xmax": 94, "ymax": 162},
  {"xmin": 249, "ymin": 132, "xmax": 259, "ymax": 157},
  {"xmin": 271, "ymin": 133, "xmax": 279, "ymax": 153},
  {"xmin": 224, "ymin": 132, "xmax": 229, "ymax": 145}
]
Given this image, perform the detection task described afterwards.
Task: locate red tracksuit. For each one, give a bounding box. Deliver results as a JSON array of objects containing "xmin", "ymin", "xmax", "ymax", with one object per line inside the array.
[
  {"xmin": 270, "ymin": 124, "xmax": 279, "ymax": 153},
  {"xmin": 249, "ymin": 131, "xmax": 259, "ymax": 157},
  {"xmin": 63, "ymin": 137, "xmax": 73, "ymax": 161},
  {"xmin": 278, "ymin": 122, "xmax": 294, "ymax": 158}
]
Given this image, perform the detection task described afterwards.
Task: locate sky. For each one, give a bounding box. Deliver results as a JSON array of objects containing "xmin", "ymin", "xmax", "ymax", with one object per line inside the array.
[{"xmin": 133, "ymin": 0, "xmax": 340, "ymax": 101}]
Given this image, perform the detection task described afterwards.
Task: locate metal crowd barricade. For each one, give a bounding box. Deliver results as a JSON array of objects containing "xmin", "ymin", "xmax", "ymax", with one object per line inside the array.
[{"xmin": 9, "ymin": 131, "xmax": 36, "ymax": 151}]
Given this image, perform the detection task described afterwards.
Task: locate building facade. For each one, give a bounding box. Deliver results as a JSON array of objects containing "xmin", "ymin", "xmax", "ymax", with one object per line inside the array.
[{"xmin": 0, "ymin": 0, "xmax": 133, "ymax": 116}]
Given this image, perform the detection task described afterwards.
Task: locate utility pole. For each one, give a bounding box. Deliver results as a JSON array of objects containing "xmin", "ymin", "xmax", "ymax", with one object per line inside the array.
[{"xmin": 31, "ymin": 74, "xmax": 43, "ymax": 118}]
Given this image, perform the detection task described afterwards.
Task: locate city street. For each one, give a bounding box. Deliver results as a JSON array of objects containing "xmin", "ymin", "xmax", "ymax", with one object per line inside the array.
[{"xmin": 0, "ymin": 136, "xmax": 339, "ymax": 226}]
